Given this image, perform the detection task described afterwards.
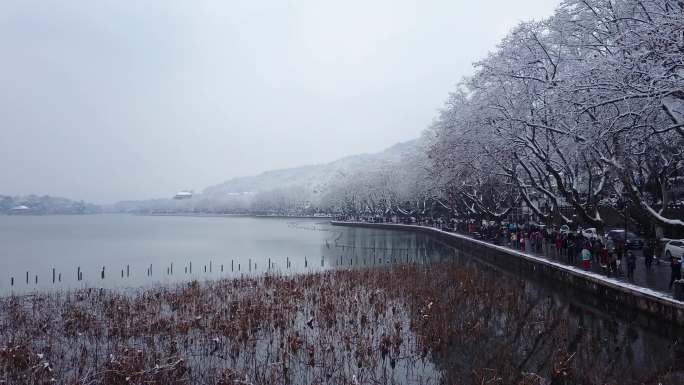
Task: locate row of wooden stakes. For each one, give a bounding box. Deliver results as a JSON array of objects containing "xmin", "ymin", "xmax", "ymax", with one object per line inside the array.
[{"xmin": 8, "ymin": 253, "xmax": 439, "ymax": 287}]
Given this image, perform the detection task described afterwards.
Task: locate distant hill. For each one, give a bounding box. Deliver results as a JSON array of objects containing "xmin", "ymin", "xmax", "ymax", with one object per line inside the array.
[
  {"xmin": 0, "ymin": 194, "xmax": 101, "ymax": 215},
  {"xmin": 113, "ymin": 139, "xmax": 423, "ymax": 213},
  {"xmin": 202, "ymin": 139, "xmax": 422, "ymax": 200}
]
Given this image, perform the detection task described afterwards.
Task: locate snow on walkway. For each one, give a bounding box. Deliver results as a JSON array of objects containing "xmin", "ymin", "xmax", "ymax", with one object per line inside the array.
[{"xmin": 332, "ymin": 221, "xmax": 684, "ymax": 309}]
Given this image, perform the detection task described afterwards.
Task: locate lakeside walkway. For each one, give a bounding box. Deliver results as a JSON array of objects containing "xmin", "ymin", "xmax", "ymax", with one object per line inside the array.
[
  {"xmin": 331, "ymin": 221, "xmax": 682, "ymax": 306},
  {"xmin": 503, "ymin": 230, "xmax": 673, "ymax": 294}
]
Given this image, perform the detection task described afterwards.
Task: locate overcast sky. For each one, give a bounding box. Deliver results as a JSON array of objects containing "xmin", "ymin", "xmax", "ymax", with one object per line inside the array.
[{"xmin": 0, "ymin": 0, "xmax": 558, "ymax": 203}]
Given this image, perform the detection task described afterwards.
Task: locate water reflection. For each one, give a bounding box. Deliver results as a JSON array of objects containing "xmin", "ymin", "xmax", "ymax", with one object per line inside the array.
[
  {"xmin": 0, "ymin": 217, "xmax": 457, "ymax": 295},
  {"xmin": 335, "ymin": 225, "xmax": 684, "ymax": 382},
  {"xmin": 0, "ymin": 215, "xmax": 340, "ymax": 294}
]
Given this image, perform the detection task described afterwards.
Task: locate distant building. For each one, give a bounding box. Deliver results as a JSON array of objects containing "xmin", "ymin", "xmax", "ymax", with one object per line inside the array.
[
  {"xmin": 173, "ymin": 191, "xmax": 193, "ymax": 200},
  {"xmin": 9, "ymin": 205, "xmax": 31, "ymax": 214}
]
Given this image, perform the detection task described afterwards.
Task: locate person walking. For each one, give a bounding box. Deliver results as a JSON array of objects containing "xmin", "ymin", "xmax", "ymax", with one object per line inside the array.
[
  {"xmin": 575, "ymin": 233, "xmax": 584, "ymax": 263},
  {"xmin": 592, "ymin": 239, "xmax": 602, "ymax": 263},
  {"xmin": 669, "ymin": 255, "xmax": 682, "ymax": 290},
  {"xmin": 608, "ymin": 247, "xmax": 617, "ymax": 275},
  {"xmin": 654, "ymin": 240, "xmax": 662, "ymax": 265},
  {"xmin": 599, "ymin": 243, "xmax": 609, "ymax": 270},
  {"xmin": 529, "ymin": 230, "xmax": 536, "ymax": 252},
  {"xmin": 626, "ymin": 251, "xmax": 636, "ymax": 281},
  {"xmin": 566, "ymin": 234, "xmax": 576, "ymax": 265},
  {"xmin": 643, "ymin": 242, "xmax": 653, "ymax": 271},
  {"xmin": 615, "ymin": 240, "xmax": 624, "ymax": 276},
  {"xmin": 536, "ymin": 230, "xmax": 543, "ymax": 253},
  {"xmin": 581, "ymin": 247, "xmax": 592, "ymax": 270},
  {"xmin": 545, "ymin": 228, "xmax": 554, "ymax": 256}
]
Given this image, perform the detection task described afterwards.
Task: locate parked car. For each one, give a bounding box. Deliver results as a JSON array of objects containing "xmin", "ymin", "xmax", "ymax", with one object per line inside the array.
[
  {"xmin": 581, "ymin": 228, "xmax": 598, "ymax": 240},
  {"xmin": 664, "ymin": 239, "xmax": 684, "ymax": 260},
  {"xmin": 559, "ymin": 225, "xmax": 570, "ymax": 234},
  {"xmin": 605, "ymin": 229, "xmax": 644, "ymax": 250}
]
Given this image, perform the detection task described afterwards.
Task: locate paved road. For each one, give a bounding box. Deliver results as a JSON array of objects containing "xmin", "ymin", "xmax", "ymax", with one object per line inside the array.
[{"xmin": 495, "ymin": 238, "xmax": 674, "ymax": 294}]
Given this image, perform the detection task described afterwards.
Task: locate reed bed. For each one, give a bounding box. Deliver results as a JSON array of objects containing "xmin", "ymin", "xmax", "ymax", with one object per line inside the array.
[{"xmin": 0, "ymin": 263, "xmax": 679, "ymax": 385}]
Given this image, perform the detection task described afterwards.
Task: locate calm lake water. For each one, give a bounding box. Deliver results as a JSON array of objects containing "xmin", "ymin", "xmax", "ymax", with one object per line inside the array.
[
  {"xmin": 0, "ymin": 214, "xmax": 452, "ymax": 294},
  {"xmin": 0, "ymin": 214, "xmax": 681, "ymax": 379}
]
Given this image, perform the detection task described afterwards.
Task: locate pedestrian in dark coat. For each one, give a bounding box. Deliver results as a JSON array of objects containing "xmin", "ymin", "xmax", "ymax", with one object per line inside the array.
[
  {"xmin": 669, "ymin": 256, "xmax": 682, "ymax": 290},
  {"xmin": 592, "ymin": 240, "xmax": 602, "ymax": 263},
  {"xmin": 643, "ymin": 243, "xmax": 653, "ymax": 270},
  {"xmin": 615, "ymin": 241, "xmax": 624, "ymax": 275},
  {"xmin": 608, "ymin": 248, "xmax": 617, "ymax": 275},
  {"xmin": 626, "ymin": 251, "xmax": 636, "ymax": 281},
  {"xmin": 599, "ymin": 244, "xmax": 609, "ymax": 269}
]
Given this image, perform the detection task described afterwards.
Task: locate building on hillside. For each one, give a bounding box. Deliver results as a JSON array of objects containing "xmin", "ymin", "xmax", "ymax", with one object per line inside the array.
[
  {"xmin": 8, "ymin": 205, "xmax": 31, "ymax": 214},
  {"xmin": 173, "ymin": 191, "xmax": 193, "ymax": 200}
]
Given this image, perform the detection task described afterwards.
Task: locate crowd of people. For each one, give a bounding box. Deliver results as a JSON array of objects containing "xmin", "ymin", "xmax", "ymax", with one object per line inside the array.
[
  {"xmin": 340, "ymin": 215, "xmax": 682, "ymax": 292},
  {"xmin": 452, "ymin": 220, "xmax": 684, "ymax": 288}
]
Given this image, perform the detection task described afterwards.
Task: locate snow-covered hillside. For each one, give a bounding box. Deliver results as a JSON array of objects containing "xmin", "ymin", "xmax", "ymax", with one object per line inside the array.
[
  {"xmin": 202, "ymin": 139, "xmax": 422, "ymax": 202},
  {"xmin": 112, "ymin": 139, "xmax": 424, "ymax": 213}
]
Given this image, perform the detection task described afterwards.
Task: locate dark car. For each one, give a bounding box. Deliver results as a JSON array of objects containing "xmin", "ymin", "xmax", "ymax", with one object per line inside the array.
[{"xmin": 605, "ymin": 229, "xmax": 644, "ymax": 250}]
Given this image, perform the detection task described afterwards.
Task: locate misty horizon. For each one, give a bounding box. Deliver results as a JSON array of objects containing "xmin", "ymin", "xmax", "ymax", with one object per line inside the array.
[{"xmin": 0, "ymin": 0, "xmax": 557, "ymax": 204}]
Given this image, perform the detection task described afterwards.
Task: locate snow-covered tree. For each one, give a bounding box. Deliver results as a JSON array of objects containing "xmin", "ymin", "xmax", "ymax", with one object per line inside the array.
[{"xmin": 427, "ymin": 0, "xmax": 684, "ymax": 231}]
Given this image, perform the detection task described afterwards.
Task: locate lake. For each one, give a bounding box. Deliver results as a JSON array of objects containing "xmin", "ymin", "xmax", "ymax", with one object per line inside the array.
[
  {"xmin": 0, "ymin": 214, "xmax": 453, "ymax": 294},
  {"xmin": 0, "ymin": 214, "xmax": 681, "ymax": 381}
]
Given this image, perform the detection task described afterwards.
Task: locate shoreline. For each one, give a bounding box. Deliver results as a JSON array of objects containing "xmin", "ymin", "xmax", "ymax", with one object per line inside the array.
[
  {"xmin": 138, "ymin": 213, "xmax": 333, "ymax": 219},
  {"xmin": 331, "ymin": 221, "xmax": 684, "ymax": 326}
]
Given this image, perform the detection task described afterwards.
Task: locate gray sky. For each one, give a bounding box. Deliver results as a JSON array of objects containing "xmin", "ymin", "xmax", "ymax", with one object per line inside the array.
[{"xmin": 0, "ymin": 0, "xmax": 558, "ymax": 203}]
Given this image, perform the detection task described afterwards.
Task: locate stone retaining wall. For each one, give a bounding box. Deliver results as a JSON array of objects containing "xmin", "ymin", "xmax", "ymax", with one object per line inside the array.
[{"xmin": 331, "ymin": 221, "xmax": 684, "ymax": 326}]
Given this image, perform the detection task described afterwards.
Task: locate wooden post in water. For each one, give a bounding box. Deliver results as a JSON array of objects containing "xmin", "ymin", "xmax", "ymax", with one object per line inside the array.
[
  {"xmin": 101, "ymin": 266, "xmax": 105, "ymax": 279},
  {"xmin": 121, "ymin": 269, "xmax": 124, "ymax": 278},
  {"xmin": 11, "ymin": 277, "xmax": 14, "ymax": 286},
  {"xmin": 221, "ymin": 264, "xmax": 224, "ymax": 272},
  {"xmin": 268, "ymin": 258, "xmax": 271, "ymax": 270},
  {"xmin": 238, "ymin": 263, "xmax": 240, "ymax": 271},
  {"xmin": 249, "ymin": 259, "xmax": 251, "ymax": 272},
  {"xmin": 35, "ymin": 275, "xmax": 37, "ymax": 284},
  {"xmin": 26, "ymin": 271, "xmax": 29, "ymax": 285},
  {"xmin": 210, "ymin": 261, "xmax": 212, "ymax": 273},
  {"xmin": 58, "ymin": 273, "xmax": 61, "ymax": 282},
  {"xmin": 52, "ymin": 268, "xmax": 55, "ymax": 283},
  {"xmin": 305, "ymin": 256, "xmax": 307, "ymax": 268},
  {"xmin": 231, "ymin": 260, "xmax": 234, "ymax": 272},
  {"xmin": 190, "ymin": 261, "xmax": 192, "ymax": 274},
  {"xmin": 127, "ymin": 264, "xmax": 130, "ymax": 277}
]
